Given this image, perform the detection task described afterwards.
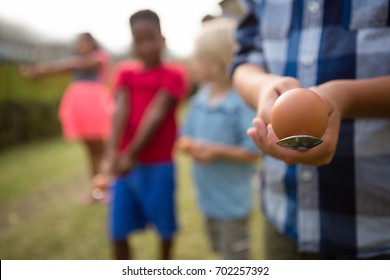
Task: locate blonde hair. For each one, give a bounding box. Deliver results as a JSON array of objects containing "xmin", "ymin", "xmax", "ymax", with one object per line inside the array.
[{"xmin": 194, "ymin": 18, "xmax": 236, "ymax": 78}]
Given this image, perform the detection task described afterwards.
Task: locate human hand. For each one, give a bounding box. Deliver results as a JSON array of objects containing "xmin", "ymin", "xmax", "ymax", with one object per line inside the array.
[
  {"xmin": 91, "ymin": 152, "xmax": 117, "ymax": 195},
  {"xmin": 191, "ymin": 141, "xmax": 219, "ymax": 164},
  {"xmin": 247, "ymin": 85, "xmax": 341, "ymax": 166},
  {"xmin": 257, "ymin": 75, "xmax": 301, "ymax": 123},
  {"xmin": 177, "ymin": 137, "xmax": 194, "ymax": 154},
  {"xmin": 100, "ymin": 150, "xmax": 117, "ymax": 176},
  {"xmin": 19, "ymin": 65, "xmax": 37, "ymax": 79},
  {"xmin": 113, "ymin": 155, "xmax": 137, "ymax": 177},
  {"xmin": 91, "ymin": 173, "xmax": 111, "ymax": 191},
  {"xmin": 19, "ymin": 64, "xmax": 47, "ymax": 79}
]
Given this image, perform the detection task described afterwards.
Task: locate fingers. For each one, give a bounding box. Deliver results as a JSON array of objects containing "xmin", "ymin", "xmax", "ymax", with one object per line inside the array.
[
  {"xmin": 192, "ymin": 150, "xmax": 207, "ymax": 164},
  {"xmin": 20, "ymin": 65, "xmax": 40, "ymax": 79},
  {"xmin": 112, "ymin": 157, "xmax": 131, "ymax": 177},
  {"xmin": 191, "ymin": 141, "xmax": 214, "ymax": 164},
  {"xmin": 248, "ymin": 117, "xmax": 279, "ymax": 159},
  {"xmin": 257, "ymin": 77, "xmax": 302, "ymax": 123},
  {"xmin": 91, "ymin": 174, "xmax": 110, "ymax": 190},
  {"xmin": 247, "ymin": 114, "xmax": 340, "ymax": 166},
  {"xmin": 19, "ymin": 65, "xmax": 32, "ymax": 78},
  {"xmin": 257, "ymin": 90, "xmax": 278, "ymax": 124}
]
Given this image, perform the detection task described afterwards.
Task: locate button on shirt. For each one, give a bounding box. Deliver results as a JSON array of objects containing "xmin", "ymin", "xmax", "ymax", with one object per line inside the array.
[
  {"xmin": 232, "ymin": 0, "xmax": 390, "ymax": 258},
  {"xmin": 181, "ymin": 86, "xmax": 258, "ymax": 220}
]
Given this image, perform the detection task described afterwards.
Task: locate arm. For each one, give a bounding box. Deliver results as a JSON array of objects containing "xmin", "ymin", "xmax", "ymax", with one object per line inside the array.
[
  {"xmin": 231, "ymin": 0, "xmax": 301, "ymax": 123},
  {"xmin": 233, "ymin": 64, "xmax": 301, "ymax": 123},
  {"xmin": 246, "ymin": 76, "xmax": 390, "ymax": 166},
  {"xmin": 232, "ymin": 64, "xmax": 266, "ymax": 108},
  {"xmin": 93, "ymin": 88, "xmax": 128, "ymax": 186},
  {"xmin": 101, "ymin": 88, "xmax": 128, "ymax": 175},
  {"xmin": 314, "ymin": 76, "xmax": 390, "ymax": 118},
  {"xmin": 212, "ymin": 144, "xmax": 259, "ymax": 163},
  {"xmin": 192, "ymin": 141, "xmax": 259, "ymax": 164},
  {"xmin": 177, "ymin": 135, "xmax": 257, "ymax": 163},
  {"xmin": 232, "ymin": 3, "xmax": 390, "ymax": 166},
  {"xmin": 20, "ymin": 55, "xmax": 101, "ymax": 78},
  {"xmin": 114, "ymin": 91, "xmax": 176, "ymax": 175},
  {"xmin": 127, "ymin": 91, "xmax": 176, "ymax": 158},
  {"xmin": 191, "ymin": 101, "xmax": 260, "ymax": 164}
]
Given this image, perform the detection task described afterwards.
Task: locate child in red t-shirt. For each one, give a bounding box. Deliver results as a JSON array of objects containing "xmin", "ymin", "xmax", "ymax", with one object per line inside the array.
[{"xmin": 100, "ymin": 10, "xmax": 188, "ymax": 259}]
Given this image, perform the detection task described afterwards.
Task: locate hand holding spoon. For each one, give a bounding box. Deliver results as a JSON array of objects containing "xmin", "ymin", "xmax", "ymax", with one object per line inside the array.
[{"xmin": 270, "ymin": 88, "xmax": 328, "ymax": 151}]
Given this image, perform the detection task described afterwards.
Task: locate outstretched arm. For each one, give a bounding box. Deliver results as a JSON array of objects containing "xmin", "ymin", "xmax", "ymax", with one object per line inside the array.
[
  {"xmin": 20, "ymin": 55, "xmax": 101, "ymax": 78},
  {"xmin": 314, "ymin": 76, "xmax": 390, "ymax": 119},
  {"xmin": 245, "ymin": 75, "xmax": 390, "ymax": 166},
  {"xmin": 233, "ymin": 64, "xmax": 301, "ymax": 123}
]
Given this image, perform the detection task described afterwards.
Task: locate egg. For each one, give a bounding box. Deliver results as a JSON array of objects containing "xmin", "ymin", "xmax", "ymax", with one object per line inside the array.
[{"xmin": 270, "ymin": 88, "xmax": 328, "ymax": 139}]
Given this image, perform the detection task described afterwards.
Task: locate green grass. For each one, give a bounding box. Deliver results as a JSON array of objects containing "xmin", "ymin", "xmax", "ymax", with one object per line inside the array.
[{"xmin": 0, "ymin": 137, "xmax": 265, "ymax": 259}]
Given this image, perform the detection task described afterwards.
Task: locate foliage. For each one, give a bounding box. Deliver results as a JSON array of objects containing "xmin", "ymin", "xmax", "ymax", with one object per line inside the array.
[{"xmin": 0, "ymin": 64, "xmax": 70, "ymax": 149}]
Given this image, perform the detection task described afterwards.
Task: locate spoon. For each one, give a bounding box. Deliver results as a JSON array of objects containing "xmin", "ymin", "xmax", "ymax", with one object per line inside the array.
[{"xmin": 276, "ymin": 135, "xmax": 323, "ymax": 150}]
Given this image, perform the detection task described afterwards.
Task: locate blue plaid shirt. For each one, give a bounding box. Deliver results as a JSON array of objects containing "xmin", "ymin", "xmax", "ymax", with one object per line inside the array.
[{"xmin": 232, "ymin": 0, "xmax": 390, "ymax": 258}]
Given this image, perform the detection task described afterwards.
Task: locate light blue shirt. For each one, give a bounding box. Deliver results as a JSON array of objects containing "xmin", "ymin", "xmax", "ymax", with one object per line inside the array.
[{"xmin": 181, "ymin": 85, "xmax": 258, "ymax": 220}]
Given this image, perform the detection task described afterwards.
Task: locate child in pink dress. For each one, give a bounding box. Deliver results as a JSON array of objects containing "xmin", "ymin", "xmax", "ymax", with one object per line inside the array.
[{"xmin": 20, "ymin": 33, "xmax": 112, "ymax": 204}]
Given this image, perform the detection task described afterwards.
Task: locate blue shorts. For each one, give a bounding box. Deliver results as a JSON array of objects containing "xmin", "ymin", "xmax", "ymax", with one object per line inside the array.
[{"xmin": 109, "ymin": 162, "xmax": 177, "ymax": 241}]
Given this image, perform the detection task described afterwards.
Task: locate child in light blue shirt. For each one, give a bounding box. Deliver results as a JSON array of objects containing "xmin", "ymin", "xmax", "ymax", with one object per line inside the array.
[{"xmin": 178, "ymin": 18, "xmax": 259, "ymax": 260}]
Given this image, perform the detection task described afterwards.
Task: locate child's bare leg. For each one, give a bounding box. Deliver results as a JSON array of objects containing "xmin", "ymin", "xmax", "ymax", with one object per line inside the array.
[
  {"xmin": 81, "ymin": 139, "xmax": 106, "ymax": 204},
  {"xmin": 83, "ymin": 139, "xmax": 105, "ymax": 176},
  {"xmin": 160, "ymin": 238, "xmax": 174, "ymax": 260},
  {"xmin": 113, "ymin": 239, "xmax": 132, "ymax": 260}
]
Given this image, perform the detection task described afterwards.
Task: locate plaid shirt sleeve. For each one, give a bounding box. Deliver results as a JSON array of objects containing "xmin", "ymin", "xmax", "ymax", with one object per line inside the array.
[{"xmin": 230, "ymin": 0, "xmax": 267, "ymax": 75}]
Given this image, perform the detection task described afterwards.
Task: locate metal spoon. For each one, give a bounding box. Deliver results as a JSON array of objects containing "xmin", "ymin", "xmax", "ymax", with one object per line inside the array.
[{"xmin": 276, "ymin": 135, "xmax": 323, "ymax": 150}]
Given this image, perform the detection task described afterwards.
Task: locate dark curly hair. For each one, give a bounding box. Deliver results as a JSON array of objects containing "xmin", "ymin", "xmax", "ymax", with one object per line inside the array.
[{"xmin": 129, "ymin": 9, "xmax": 161, "ymax": 33}]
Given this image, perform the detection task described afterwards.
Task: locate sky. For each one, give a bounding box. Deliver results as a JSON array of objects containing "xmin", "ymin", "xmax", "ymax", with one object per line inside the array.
[{"xmin": 0, "ymin": 0, "xmax": 222, "ymax": 57}]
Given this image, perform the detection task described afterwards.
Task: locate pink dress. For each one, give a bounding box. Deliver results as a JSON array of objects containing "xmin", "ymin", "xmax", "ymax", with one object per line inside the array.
[{"xmin": 59, "ymin": 50, "xmax": 112, "ymax": 140}]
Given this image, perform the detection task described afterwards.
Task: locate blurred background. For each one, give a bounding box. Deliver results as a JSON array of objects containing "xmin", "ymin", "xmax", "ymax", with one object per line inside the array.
[{"xmin": 0, "ymin": 0, "xmax": 265, "ymax": 259}]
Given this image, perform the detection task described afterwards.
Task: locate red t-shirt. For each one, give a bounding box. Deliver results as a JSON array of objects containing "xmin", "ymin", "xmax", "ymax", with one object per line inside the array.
[{"xmin": 114, "ymin": 61, "xmax": 188, "ymax": 163}]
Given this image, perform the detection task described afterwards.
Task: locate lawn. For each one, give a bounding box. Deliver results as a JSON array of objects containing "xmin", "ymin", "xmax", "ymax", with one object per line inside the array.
[{"xmin": 0, "ymin": 137, "xmax": 265, "ymax": 260}]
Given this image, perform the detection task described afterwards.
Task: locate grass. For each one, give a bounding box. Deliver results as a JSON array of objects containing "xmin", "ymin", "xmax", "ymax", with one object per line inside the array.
[{"xmin": 0, "ymin": 137, "xmax": 265, "ymax": 260}]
